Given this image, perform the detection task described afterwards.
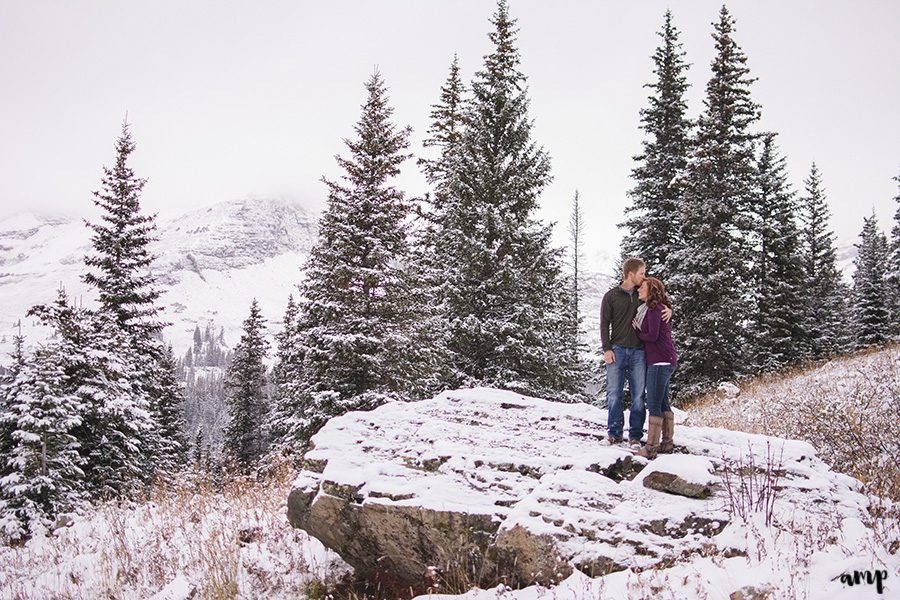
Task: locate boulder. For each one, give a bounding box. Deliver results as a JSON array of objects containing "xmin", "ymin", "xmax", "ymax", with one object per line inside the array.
[
  {"xmin": 642, "ymin": 471, "xmax": 712, "ymax": 499},
  {"xmin": 287, "ymin": 388, "xmax": 869, "ymax": 590}
]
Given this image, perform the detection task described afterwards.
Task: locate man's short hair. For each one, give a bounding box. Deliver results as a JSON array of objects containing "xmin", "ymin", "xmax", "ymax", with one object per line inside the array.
[{"xmin": 622, "ymin": 258, "xmax": 645, "ymax": 278}]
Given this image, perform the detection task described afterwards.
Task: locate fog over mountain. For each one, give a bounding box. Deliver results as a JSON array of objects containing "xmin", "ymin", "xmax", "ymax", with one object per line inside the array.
[{"xmin": 0, "ymin": 197, "xmax": 317, "ymax": 361}]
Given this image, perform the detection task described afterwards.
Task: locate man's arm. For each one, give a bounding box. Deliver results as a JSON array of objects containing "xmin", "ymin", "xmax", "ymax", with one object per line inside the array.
[
  {"xmin": 662, "ymin": 304, "xmax": 673, "ymax": 323},
  {"xmin": 600, "ymin": 291, "xmax": 615, "ymax": 364}
]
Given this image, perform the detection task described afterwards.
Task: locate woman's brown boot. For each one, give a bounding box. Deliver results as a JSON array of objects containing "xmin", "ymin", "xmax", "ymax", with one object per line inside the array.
[
  {"xmin": 659, "ymin": 411, "xmax": 675, "ymax": 454},
  {"xmin": 638, "ymin": 416, "xmax": 663, "ymax": 459}
]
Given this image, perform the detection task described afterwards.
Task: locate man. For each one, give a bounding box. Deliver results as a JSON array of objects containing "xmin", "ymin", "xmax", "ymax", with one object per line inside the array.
[{"xmin": 600, "ymin": 258, "xmax": 670, "ymax": 446}]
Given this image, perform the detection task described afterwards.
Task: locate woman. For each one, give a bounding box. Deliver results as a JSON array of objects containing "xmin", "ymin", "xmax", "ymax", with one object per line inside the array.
[{"xmin": 632, "ymin": 277, "xmax": 678, "ymax": 459}]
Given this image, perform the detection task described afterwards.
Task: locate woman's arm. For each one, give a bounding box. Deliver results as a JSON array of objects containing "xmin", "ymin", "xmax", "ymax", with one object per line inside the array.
[{"xmin": 637, "ymin": 307, "xmax": 662, "ymax": 342}]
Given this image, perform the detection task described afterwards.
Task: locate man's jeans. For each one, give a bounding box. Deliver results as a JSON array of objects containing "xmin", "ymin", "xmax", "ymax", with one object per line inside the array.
[
  {"xmin": 646, "ymin": 363, "xmax": 676, "ymax": 418},
  {"xmin": 606, "ymin": 345, "xmax": 646, "ymax": 441}
]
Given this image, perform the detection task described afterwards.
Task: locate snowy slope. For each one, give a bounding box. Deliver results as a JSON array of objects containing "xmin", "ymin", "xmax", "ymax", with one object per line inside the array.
[{"xmin": 0, "ymin": 197, "xmax": 318, "ymax": 361}]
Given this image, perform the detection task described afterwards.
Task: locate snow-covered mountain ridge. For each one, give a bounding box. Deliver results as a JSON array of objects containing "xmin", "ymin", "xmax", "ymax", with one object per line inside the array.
[{"xmin": 0, "ymin": 198, "xmax": 318, "ymax": 360}]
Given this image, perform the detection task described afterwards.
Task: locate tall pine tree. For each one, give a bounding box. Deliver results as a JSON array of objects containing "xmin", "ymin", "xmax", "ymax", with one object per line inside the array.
[
  {"xmin": 852, "ymin": 212, "xmax": 890, "ymax": 348},
  {"xmin": 886, "ymin": 172, "xmax": 900, "ymax": 339},
  {"xmin": 82, "ymin": 120, "xmax": 185, "ymax": 478},
  {"xmin": 0, "ymin": 327, "xmax": 26, "ymax": 487},
  {"xmin": 669, "ymin": 5, "xmax": 760, "ymax": 394},
  {"xmin": 434, "ymin": 0, "xmax": 585, "ymax": 398},
  {"xmin": 224, "ymin": 299, "xmax": 270, "ymax": 471},
  {"xmin": 798, "ymin": 163, "xmax": 850, "ymax": 358},
  {"xmin": 750, "ymin": 134, "xmax": 804, "ymax": 371},
  {"xmin": 290, "ymin": 72, "xmax": 425, "ymax": 443},
  {"xmin": 269, "ymin": 295, "xmax": 303, "ymax": 449},
  {"xmin": 620, "ymin": 8, "xmax": 692, "ymax": 284}
]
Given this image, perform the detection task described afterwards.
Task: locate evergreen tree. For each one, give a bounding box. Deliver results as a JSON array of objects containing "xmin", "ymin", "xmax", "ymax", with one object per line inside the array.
[
  {"xmin": 269, "ymin": 295, "xmax": 303, "ymax": 449},
  {"xmin": 620, "ymin": 9, "xmax": 692, "ymax": 285},
  {"xmin": 434, "ymin": 0, "xmax": 585, "ymax": 398},
  {"xmin": 0, "ymin": 327, "xmax": 27, "ymax": 501},
  {"xmin": 193, "ymin": 425, "xmax": 204, "ymax": 471},
  {"xmin": 291, "ymin": 71, "xmax": 428, "ymax": 443},
  {"xmin": 852, "ymin": 212, "xmax": 890, "ymax": 348},
  {"xmin": 1, "ymin": 330, "xmax": 26, "ymax": 439},
  {"xmin": 28, "ymin": 290, "xmax": 153, "ymax": 499},
  {"xmin": 81, "ymin": 120, "xmax": 185, "ymax": 479},
  {"xmin": 83, "ymin": 120, "xmax": 161, "ymax": 336},
  {"xmin": 798, "ymin": 163, "xmax": 850, "ymax": 357},
  {"xmin": 413, "ymin": 55, "xmax": 468, "ymax": 397},
  {"xmin": 886, "ymin": 172, "xmax": 900, "ymax": 339},
  {"xmin": 669, "ymin": 5, "xmax": 761, "ymax": 394},
  {"xmin": 0, "ymin": 345, "xmax": 84, "ymax": 542},
  {"xmin": 150, "ymin": 346, "xmax": 188, "ymax": 472},
  {"xmin": 420, "ymin": 55, "xmax": 467, "ymax": 194},
  {"xmin": 749, "ymin": 134, "xmax": 804, "ymax": 370},
  {"xmin": 223, "ymin": 300, "xmax": 269, "ymax": 471}
]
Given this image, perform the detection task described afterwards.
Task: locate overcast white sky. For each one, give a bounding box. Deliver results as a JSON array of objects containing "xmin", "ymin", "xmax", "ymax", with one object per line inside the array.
[{"xmin": 1, "ymin": 0, "xmax": 898, "ymax": 269}]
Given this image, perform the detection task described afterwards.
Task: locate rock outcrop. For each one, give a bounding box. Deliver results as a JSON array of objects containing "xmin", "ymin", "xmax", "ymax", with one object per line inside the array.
[{"xmin": 287, "ymin": 388, "xmax": 869, "ymax": 589}]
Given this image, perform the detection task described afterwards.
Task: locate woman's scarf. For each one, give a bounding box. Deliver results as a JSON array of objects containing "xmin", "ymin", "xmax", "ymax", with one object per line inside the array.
[{"xmin": 634, "ymin": 303, "xmax": 649, "ymax": 330}]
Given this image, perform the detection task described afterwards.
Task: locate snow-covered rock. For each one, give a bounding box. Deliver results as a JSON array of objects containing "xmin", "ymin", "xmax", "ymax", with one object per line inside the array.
[{"xmin": 287, "ymin": 388, "xmax": 878, "ymax": 592}]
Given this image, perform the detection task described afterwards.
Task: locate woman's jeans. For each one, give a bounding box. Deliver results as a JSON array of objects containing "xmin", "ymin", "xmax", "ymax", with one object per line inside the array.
[
  {"xmin": 606, "ymin": 345, "xmax": 646, "ymax": 441},
  {"xmin": 646, "ymin": 363, "xmax": 676, "ymax": 418}
]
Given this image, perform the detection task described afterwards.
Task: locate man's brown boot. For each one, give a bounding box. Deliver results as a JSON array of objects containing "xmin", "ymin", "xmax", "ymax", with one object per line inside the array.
[
  {"xmin": 659, "ymin": 411, "xmax": 675, "ymax": 454},
  {"xmin": 638, "ymin": 416, "xmax": 663, "ymax": 459}
]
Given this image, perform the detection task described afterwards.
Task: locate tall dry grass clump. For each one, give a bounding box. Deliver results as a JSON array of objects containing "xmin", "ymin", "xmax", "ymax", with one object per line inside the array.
[
  {"xmin": 0, "ymin": 456, "xmax": 348, "ymax": 599},
  {"xmin": 687, "ymin": 344, "xmax": 900, "ymax": 551}
]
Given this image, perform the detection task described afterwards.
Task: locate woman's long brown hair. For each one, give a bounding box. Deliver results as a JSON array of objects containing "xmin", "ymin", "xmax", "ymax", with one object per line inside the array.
[{"xmin": 644, "ymin": 277, "xmax": 672, "ymax": 310}]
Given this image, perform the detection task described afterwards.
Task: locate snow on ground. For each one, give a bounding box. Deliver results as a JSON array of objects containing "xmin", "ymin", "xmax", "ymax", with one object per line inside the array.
[
  {"xmin": 0, "ymin": 465, "xmax": 349, "ymax": 599},
  {"xmin": 2, "ymin": 369, "xmax": 897, "ymax": 599}
]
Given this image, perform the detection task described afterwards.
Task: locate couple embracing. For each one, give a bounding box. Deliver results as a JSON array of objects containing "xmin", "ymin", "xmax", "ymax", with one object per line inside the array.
[{"xmin": 600, "ymin": 258, "xmax": 678, "ymax": 460}]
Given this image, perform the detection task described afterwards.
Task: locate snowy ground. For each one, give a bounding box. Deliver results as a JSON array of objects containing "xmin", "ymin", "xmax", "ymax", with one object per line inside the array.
[
  {"xmin": 2, "ymin": 349, "xmax": 897, "ymax": 599},
  {"xmin": 0, "ymin": 463, "xmax": 349, "ymax": 599}
]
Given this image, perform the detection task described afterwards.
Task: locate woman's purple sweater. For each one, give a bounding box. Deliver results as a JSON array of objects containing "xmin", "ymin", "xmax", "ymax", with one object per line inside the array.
[{"xmin": 637, "ymin": 305, "xmax": 678, "ymax": 365}]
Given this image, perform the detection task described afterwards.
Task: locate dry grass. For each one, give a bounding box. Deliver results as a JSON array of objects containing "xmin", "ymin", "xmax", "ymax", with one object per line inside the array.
[
  {"xmin": 686, "ymin": 343, "xmax": 900, "ymax": 551},
  {"xmin": 0, "ymin": 457, "xmax": 348, "ymax": 599}
]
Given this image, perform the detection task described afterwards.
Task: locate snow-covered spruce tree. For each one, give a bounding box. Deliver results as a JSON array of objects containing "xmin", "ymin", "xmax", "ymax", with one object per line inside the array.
[
  {"xmin": 152, "ymin": 346, "xmax": 187, "ymax": 470},
  {"xmin": 669, "ymin": 6, "xmax": 761, "ymax": 394},
  {"xmin": 287, "ymin": 72, "xmax": 432, "ymax": 444},
  {"xmin": 886, "ymin": 172, "xmax": 900, "ymax": 339},
  {"xmin": 0, "ymin": 330, "xmax": 26, "ymax": 477},
  {"xmin": 268, "ymin": 295, "xmax": 307, "ymax": 450},
  {"xmin": 434, "ymin": 0, "xmax": 586, "ymax": 398},
  {"xmin": 82, "ymin": 120, "xmax": 185, "ymax": 477},
  {"xmin": 620, "ymin": 8, "xmax": 692, "ymax": 285},
  {"xmin": 852, "ymin": 211, "xmax": 890, "ymax": 348},
  {"xmin": 223, "ymin": 299, "xmax": 270, "ymax": 471},
  {"xmin": 419, "ymin": 54, "xmax": 467, "ymax": 200},
  {"xmin": 798, "ymin": 163, "xmax": 850, "ymax": 358},
  {"xmin": 749, "ymin": 134, "xmax": 804, "ymax": 371},
  {"xmin": 27, "ymin": 290, "xmax": 153, "ymax": 499},
  {"xmin": 0, "ymin": 344, "xmax": 84, "ymax": 543},
  {"xmin": 412, "ymin": 55, "xmax": 469, "ymax": 395}
]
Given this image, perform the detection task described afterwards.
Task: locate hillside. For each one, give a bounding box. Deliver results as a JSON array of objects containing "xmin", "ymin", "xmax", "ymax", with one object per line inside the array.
[
  {"xmin": 686, "ymin": 344, "xmax": 900, "ymax": 507},
  {"xmin": 2, "ymin": 355, "xmax": 897, "ymax": 598}
]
